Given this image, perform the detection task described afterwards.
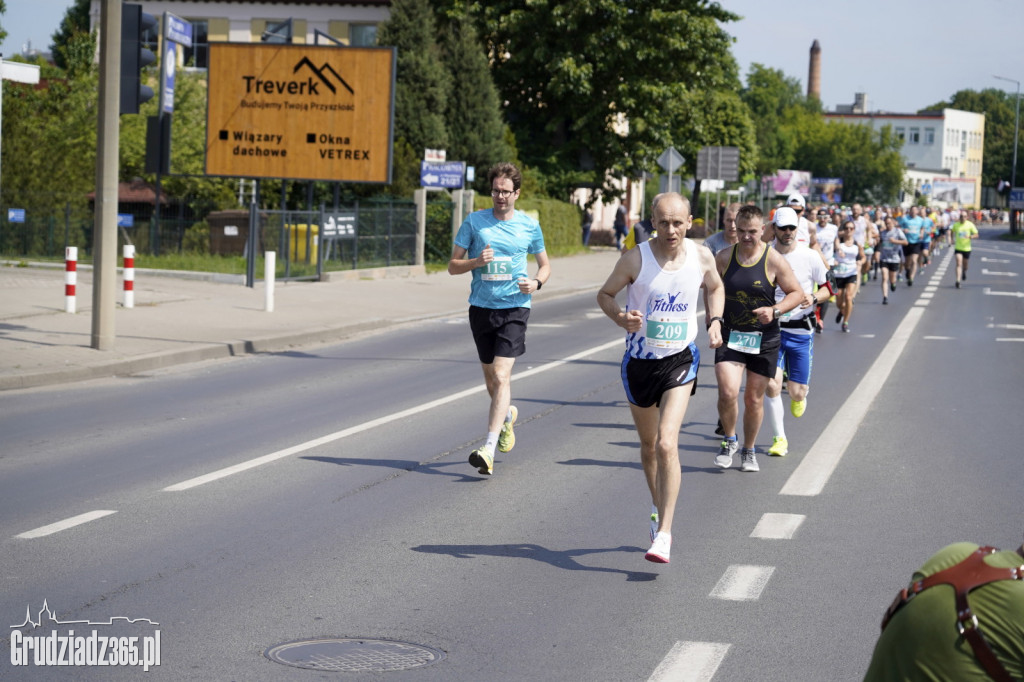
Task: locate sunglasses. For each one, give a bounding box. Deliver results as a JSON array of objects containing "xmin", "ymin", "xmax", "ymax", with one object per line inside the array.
[{"xmin": 776, "ymin": 225, "xmax": 798, "ymax": 231}]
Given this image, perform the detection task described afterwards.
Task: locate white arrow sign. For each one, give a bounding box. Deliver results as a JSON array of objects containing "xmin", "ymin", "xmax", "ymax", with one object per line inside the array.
[
  {"xmin": 982, "ymin": 269, "xmax": 1019, "ymax": 277},
  {"xmin": 984, "ymin": 288, "xmax": 1024, "ymax": 298},
  {"xmin": 981, "ymin": 257, "xmax": 1010, "ymax": 263}
]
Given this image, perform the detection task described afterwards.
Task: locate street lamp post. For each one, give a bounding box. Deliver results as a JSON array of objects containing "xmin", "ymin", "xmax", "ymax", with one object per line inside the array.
[{"xmin": 994, "ymin": 75, "xmax": 1020, "ymax": 234}]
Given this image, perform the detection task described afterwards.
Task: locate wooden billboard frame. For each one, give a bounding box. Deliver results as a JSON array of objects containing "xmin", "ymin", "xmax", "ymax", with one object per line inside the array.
[{"xmin": 205, "ymin": 43, "xmax": 395, "ymax": 183}]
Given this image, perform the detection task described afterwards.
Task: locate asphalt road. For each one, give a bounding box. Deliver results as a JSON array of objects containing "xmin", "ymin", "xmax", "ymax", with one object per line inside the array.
[{"xmin": 1, "ymin": 231, "xmax": 1021, "ymax": 680}]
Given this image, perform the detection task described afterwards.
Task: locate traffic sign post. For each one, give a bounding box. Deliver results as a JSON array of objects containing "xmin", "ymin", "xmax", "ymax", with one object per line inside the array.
[
  {"xmin": 1009, "ymin": 188, "xmax": 1024, "ymax": 210},
  {"xmin": 657, "ymin": 147, "xmax": 684, "ymax": 196},
  {"xmin": 696, "ymin": 146, "xmax": 740, "ymax": 182}
]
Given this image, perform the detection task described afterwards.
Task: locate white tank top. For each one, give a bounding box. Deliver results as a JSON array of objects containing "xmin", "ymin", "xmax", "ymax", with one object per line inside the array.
[
  {"xmin": 625, "ymin": 239, "xmax": 702, "ymax": 359},
  {"xmin": 834, "ymin": 242, "xmax": 859, "ymax": 278}
]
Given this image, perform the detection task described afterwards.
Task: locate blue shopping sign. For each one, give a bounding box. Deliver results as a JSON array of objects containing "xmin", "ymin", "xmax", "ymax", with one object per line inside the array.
[
  {"xmin": 117, "ymin": 213, "xmax": 135, "ymax": 228},
  {"xmin": 8, "ymin": 208, "xmax": 25, "ymax": 223},
  {"xmin": 420, "ymin": 161, "xmax": 465, "ymax": 189}
]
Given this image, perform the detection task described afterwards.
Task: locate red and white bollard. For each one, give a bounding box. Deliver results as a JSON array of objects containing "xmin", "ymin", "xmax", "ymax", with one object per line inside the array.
[
  {"xmin": 64, "ymin": 246, "xmax": 77, "ymax": 314},
  {"xmin": 123, "ymin": 244, "xmax": 135, "ymax": 308}
]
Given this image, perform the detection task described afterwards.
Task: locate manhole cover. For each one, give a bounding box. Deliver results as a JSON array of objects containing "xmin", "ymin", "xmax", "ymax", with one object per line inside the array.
[{"xmin": 265, "ymin": 637, "xmax": 446, "ymax": 672}]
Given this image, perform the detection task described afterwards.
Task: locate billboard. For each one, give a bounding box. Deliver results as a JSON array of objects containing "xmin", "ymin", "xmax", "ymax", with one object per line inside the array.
[
  {"xmin": 765, "ymin": 170, "xmax": 811, "ymax": 197},
  {"xmin": 931, "ymin": 178, "xmax": 976, "ymax": 206},
  {"xmin": 205, "ymin": 43, "xmax": 395, "ymax": 183},
  {"xmin": 810, "ymin": 177, "xmax": 843, "ymax": 204}
]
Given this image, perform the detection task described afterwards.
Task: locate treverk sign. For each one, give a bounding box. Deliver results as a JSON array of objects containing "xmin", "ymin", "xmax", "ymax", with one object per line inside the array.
[{"xmin": 205, "ymin": 43, "xmax": 395, "ymax": 183}]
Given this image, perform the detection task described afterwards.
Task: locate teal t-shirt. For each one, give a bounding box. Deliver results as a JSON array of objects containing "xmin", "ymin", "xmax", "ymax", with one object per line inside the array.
[
  {"xmin": 454, "ymin": 208, "xmax": 546, "ymax": 309},
  {"xmin": 864, "ymin": 543, "xmax": 1024, "ymax": 681}
]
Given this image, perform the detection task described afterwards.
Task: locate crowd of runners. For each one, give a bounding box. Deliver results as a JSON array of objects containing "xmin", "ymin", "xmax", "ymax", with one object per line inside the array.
[{"xmin": 450, "ymin": 165, "xmax": 980, "ymax": 566}]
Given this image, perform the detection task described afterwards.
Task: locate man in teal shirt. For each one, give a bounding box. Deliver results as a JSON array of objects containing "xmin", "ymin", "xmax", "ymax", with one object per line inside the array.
[{"xmin": 448, "ymin": 162, "xmax": 550, "ymax": 476}]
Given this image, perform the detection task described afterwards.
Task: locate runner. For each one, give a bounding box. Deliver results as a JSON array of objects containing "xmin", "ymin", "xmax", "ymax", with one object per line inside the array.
[
  {"xmin": 596, "ymin": 193, "xmax": 724, "ymax": 563},
  {"xmin": 814, "ymin": 208, "xmax": 838, "ymax": 333},
  {"xmin": 448, "ymin": 162, "xmax": 550, "ymax": 476},
  {"xmin": 833, "ymin": 220, "xmax": 865, "ymax": 332},
  {"xmin": 878, "ymin": 217, "xmax": 908, "ymax": 304},
  {"xmin": 713, "ymin": 205, "xmax": 804, "ymax": 473},
  {"xmin": 762, "ymin": 207, "xmax": 831, "ymax": 458},
  {"xmin": 952, "ymin": 211, "xmax": 979, "ymax": 288},
  {"xmin": 899, "ymin": 206, "xmax": 926, "ymax": 286}
]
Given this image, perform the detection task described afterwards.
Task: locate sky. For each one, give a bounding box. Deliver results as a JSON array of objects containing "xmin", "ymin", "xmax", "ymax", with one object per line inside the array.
[{"xmin": 2, "ymin": 0, "xmax": 1024, "ymax": 112}]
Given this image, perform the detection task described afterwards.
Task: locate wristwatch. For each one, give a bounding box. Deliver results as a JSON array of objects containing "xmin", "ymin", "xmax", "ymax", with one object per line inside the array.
[
  {"xmin": 534, "ymin": 278, "xmax": 543, "ymax": 290},
  {"xmin": 707, "ymin": 316, "xmax": 725, "ymax": 329},
  {"xmin": 773, "ymin": 307, "xmax": 781, "ymax": 319}
]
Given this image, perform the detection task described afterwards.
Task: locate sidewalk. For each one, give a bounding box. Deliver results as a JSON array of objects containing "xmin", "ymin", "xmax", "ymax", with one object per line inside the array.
[{"xmin": 0, "ymin": 248, "xmax": 623, "ymax": 391}]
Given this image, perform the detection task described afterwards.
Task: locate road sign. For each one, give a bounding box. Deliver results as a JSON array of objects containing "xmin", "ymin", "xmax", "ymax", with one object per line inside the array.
[
  {"xmin": 164, "ymin": 13, "xmax": 193, "ymax": 47},
  {"xmin": 657, "ymin": 147, "xmax": 684, "ymax": 173},
  {"xmin": 921, "ymin": 182, "xmax": 932, "ymax": 195},
  {"xmin": 420, "ymin": 161, "xmax": 465, "ymax": 189},
  {"xmin": 8, "ymin": 208, "xmax": 25, "ymax": 223},
  {"xmin": 696, "ymin": 146, "xmax": 740, "ymax": 181},
  {"xmin": 117, "ymin": 213, "xmax": 135, "ymax": 228},
  {"xmin": 323, "ymin": 212, "xmax": 357, "ymax": 238},
  {"xmin": 1010, "ymin": 188, "xmax": 1024, "ymax": 210}
]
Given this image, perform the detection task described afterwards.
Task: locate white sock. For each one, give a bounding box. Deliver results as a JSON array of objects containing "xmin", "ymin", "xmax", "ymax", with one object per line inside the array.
[
  {"xmin": 765, "ymin": 394, "xmax": 786, "ymax": 439},
  {"xmin": 485, "ymin": 432, "xmax": 499, "ymax": 452}
]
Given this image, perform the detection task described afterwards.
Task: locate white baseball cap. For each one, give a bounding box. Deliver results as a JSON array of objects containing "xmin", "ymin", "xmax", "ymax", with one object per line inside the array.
[
  {"xmin": 774, "ymin": 206, "xmax": 799, "ymax": 228},
  {"xmin": 786, "ymin": 192, "xmax": 806, "ymax": 209}
]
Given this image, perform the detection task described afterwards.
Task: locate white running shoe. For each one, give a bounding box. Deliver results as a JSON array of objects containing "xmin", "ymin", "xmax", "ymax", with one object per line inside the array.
[{"xmin": 645, "ymin": 532, "xmax": 671, "ymax": 564}]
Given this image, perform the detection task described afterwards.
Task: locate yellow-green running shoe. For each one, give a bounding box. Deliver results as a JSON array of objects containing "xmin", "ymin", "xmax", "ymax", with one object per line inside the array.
[
  {"xmin": 468, "ymin": 446, "xmax": 494, "ymax": 475},
  {"xmin": 790, "ymin": 398, "xmax": 807, "ymax": 418},
  {"xmin": 498, "ymin": 405, "xmax": 518, "ymax": 453},
  {"xmin": 768, "ymin": 436, "xmax": 789, "ymax": 457}
]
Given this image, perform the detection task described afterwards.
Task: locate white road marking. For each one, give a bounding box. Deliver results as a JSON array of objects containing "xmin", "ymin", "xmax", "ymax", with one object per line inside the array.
[
  {"xmin": 984, "ymin": 288, "xmax": 1024, "ymax": 298},
  {"xmin": 780, "ymin": 306, "xmax": 925, "ymax": 496},
  {"xmin": 923, "ymin": 336, "xmax": 955, "ymax": 340},
  {"xmin": 649, "ymin": 642, "xmax": 731, "ymax": 682},
  {"xmin": 988, "ymin": 323, "xmax": 1024, "ymax": 330},
  {"xmin": 750, "ymin": 513, "xmax": 806, "ymax": 539},
  {"xmin": 527, "ymin": 323, "xmax": 567, "ymax": 328},
  {"xmin": 924, "ymin": 286, "xmax": 938, "ymax": 292},
  {"xmin": 919, "ymin": 292, "xmax": 935, "ymax": 299},
  {"xmin": 981, "ymin": 257, "xmax": 1011, "ymax": 263},
  {"xmin": 709, "ymin": 565, "xmax": 775, "ymax": 601},
  {"xmin": 997, "ymin": 338, "xmax": 1024, "ymax": 342},
  {"xmin": 164, "ymin": 338, "xmax": 626, "ymax": 491},
  {"xmin": 17, "ymin": 510, "xmax": 117, "ymax": 539},
  {"xmin": 982, "ymin": 269, "xmax": 1018, "ymax": 277}
]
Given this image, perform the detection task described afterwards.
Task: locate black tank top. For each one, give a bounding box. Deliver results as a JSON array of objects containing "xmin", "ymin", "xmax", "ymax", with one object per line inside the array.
[{"xmin": 722, "ymin": 244, "xmax": 779, "ymax": 333}]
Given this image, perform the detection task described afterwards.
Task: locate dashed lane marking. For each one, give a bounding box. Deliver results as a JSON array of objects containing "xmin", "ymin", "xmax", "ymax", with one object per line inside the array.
[
  {"xmin": 750, "ymin": 513, "xmax": 806, "ymax": 539},
  {"xmin": 16, "ymin": 510, "xmax": 117, "ymax": 539},
  {"xmin": 709, "ymin": 565, "xmax": 775, "ymax": 601},
  {"xmin": 648, "ymin": 642, "xmax": 731, "ymax": 682}
]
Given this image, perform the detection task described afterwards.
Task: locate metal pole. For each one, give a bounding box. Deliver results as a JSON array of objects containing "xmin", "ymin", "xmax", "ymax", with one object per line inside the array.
[
  {"xmin": 92, "ymin": 0, "xmax": 122, "ymax": 350},
  {"xmin": 995, "ymin": 76, "xmax": 1020, "ymax": 234}
]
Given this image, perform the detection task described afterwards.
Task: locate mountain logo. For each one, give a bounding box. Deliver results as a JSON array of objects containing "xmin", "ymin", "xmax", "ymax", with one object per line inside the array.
[{"xmin": 293, "ymin": 57, "xmax": 354, "ymax": 96}]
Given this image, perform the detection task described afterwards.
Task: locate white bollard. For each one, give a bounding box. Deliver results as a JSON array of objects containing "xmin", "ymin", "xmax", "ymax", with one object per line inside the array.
[
  {"xmin": 122, "ymin": 244, "xmax": 135, "ymax": 308},
  {"xmin": 264, "ymin": 251, "xmax": 276, "ymax": 312},
  {"xmin": 64, "ymin": 246, "xmax": 77, "ymax": 314}
]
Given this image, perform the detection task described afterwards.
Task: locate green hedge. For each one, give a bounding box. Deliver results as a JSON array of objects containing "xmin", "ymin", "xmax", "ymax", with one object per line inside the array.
[{"xmin": 473, "ymin": 194, "xmax": 586, "ymax": 258}]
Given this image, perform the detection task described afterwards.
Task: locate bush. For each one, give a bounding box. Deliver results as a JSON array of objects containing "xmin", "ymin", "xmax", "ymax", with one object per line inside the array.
[{"xmin": 182, "ymin": 220, "xmax": 210, "ymax": 254}]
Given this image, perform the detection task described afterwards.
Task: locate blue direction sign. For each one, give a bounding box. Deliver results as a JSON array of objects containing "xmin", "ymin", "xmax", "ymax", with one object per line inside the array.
[
  {"xmin": 420, "ymin": 161, "xmax": 465, "ymax": 189},
  {"xmin": 117, "ymin": 213, "xmax": 135, "ymax": 228},
  {"xmin": 8, "ymin": 208, "xmax": 25, "ymax": 223},
  {"xmin": 1010, "ymin": 188, "xmax": 1024, "ymax": 210}
]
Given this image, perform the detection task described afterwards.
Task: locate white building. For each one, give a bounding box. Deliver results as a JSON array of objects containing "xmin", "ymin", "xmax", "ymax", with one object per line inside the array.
[
  {"xmin": 826, "ymin": 95, "xmax": 985, "ymax": 207},
  {"xmin": 89, "ymin": 0, "xmax": 389, "ymax": 70}
]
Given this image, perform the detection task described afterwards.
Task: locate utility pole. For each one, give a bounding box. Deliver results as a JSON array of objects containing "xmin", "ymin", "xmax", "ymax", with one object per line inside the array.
[
  {"xmin": 994, "ymin": 76, "xmax": 1020, "ymax": 235},
  {"xmin": 92, "ymin": 0, "xmax": 122, "ymax": 350}
]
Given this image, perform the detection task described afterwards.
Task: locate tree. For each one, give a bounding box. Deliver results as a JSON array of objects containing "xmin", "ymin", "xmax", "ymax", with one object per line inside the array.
[
  {"xmin": 50, "ymin": 0, "xmax": 91, "ymax": 70},
  {"xmin": 0, "ymin": 1, "xmax": 7, "ymax": 46},
  {"xmin": 377, "ymin": 0, "xmax": 451, "ymax": 194},
  {"xmin": 740, "ymin": 63, "xmax": 816, "ymax": 177},
  {"xmin": 440, "ymin": 18, "xmax": 513, "ymax": 192},
  {"xmin": 925, "ymin": 88, "xmax": 1022, "ymax": 193},
  {"xmin": 791, "ymin": 110, "xmax": 904, "ymax": 203},
  {"xmin": 462, "ymin": 0, "xmax": 744, "ymax": 198}
]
